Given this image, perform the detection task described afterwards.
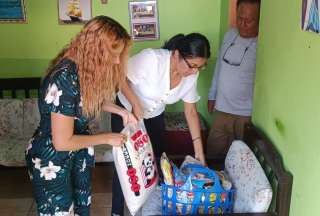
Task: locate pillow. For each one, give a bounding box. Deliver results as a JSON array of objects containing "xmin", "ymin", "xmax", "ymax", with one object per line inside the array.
[
  {"xmin": 225, "ymin": 140, "xmax": 272, "ymax": 213},
  {"xmin": 23, "ymin": 98, "xmax": 40, "ymax": 138},
  {"xmin": 0, "ymin": 99, "xmax": 23, "ymax": 138},
  {"xmin": 88, "ymin": 112, "xmax": 111, "ymax": 134}
]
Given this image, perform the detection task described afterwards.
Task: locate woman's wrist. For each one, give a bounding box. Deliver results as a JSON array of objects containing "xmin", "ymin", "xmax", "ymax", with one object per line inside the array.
[
  {"xmin": 119, "ymin": 108, "xmax": 127, "ymax": 117},
  {"xmin": 192, "ymin": 136, "xmax": 201, "ymax": 143}
]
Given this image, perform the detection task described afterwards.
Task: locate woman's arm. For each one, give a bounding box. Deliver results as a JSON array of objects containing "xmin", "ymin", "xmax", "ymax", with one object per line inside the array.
[
  {"xmin": 120, "ymin": 79, "xmax": 144, "ymax": 120},
  {"xmin": 51, "ymin": 112, "xmax": 126, "ymax": 151},
  {"xmin": 102, "ymin": 100, "xmax": 137, "ymax": 125},
  {"xmin": 184, "ymin": 102, "xmax": 206, "ymax": 165}
]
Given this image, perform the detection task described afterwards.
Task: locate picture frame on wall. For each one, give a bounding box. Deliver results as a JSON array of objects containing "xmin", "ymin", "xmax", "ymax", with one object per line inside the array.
[
  {"xmin": 0, "ymin": 0, "xmax": 26, "ymax": 23},
  {"xmin": 129, "ymin": 0, "xmax": 159, "ymax": 41},
  {"xmin": 301, "ymin": 0, "xmax": 320, "ymax": 33},
  {"xmin": 58, "ymin": 0, "xmax": 92, "ymax": 24}
]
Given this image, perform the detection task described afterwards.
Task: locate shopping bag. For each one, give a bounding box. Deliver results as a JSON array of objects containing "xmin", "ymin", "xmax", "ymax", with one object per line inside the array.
[{"xmin": 113, "ymin": 120, "xmax": 158, "ymax": 215}]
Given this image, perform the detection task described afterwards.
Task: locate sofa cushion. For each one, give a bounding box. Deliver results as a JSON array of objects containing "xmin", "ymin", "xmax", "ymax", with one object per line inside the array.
[
  {"xmin": 23, "ymin": 98, "xmax": 40, "ymax": 138},
  {"xmin": 0, "ymin": 99, "xmax": 23, "ymax": 138},
  {"xmin": 0, "ymin": 136, "xmax": 27, "ymax": 166},
  {"xmin": 89, "ymin": 112, "xmax": 112, "ymax": 162},
  {"xmin": 225, "ymin": 140, "xmax": 273, "ymax": 213},
  {"xmin": 163, "ymin": 112, "xmax": 208, "ymax": 155},
  {"xmin": 164, "ymin": 112, "xmax": 207, "ymax": 131}
]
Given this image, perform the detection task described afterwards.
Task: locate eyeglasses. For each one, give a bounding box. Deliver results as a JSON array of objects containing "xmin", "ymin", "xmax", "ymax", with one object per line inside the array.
[
  {"xmin": 181, "ymin": 55, "xmax": 207, "ymax": 71},
  {"xmin": 222, "ymin": 35, "xmax": 253, "ymax": 67}
]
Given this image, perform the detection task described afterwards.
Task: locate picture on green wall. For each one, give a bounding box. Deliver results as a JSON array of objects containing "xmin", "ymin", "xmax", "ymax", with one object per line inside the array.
[
  {"xmin": 58, "ymin": 0, "xmax": 92, "ymax": 24},
  {"xmin": 0, "ymin": 0, "xmax": 26, "ymax": 22},
  {"xmin": 302, "ymin": 0, "xmax": 320, "ymax": 33},
  {"xmin": 129, "ymin": 0, "xmax": 159, "ymax": 41}
]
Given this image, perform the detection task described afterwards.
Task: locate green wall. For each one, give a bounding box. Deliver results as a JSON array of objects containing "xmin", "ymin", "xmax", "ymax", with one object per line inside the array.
[
  {"xmin": 2, "ymin": 0, "xmax": 318, "ymax": 215},
  {"xmin": 253, "ymin": 0, "xmax": 320, "ymax": 215},
  {"xmin": 0, "ymin": 0, "xmax": 221, "ymax": 125}
]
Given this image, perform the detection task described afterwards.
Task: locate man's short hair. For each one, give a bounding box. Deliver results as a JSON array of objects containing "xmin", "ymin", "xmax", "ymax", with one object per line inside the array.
[{"xmin": 237, "ymin": 0, "xmax": 261, "ymax": 8}]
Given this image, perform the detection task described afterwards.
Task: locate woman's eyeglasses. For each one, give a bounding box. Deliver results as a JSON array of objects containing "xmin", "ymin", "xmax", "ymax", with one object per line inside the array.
[{"xmin": 181, "ymin": 55, "xmax": 206, "ymax": 71}]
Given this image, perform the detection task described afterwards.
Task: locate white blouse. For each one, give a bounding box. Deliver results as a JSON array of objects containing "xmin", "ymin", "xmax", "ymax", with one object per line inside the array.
[{"xmin": 117, "ymin": 48, "xmax": 200, "ymax": 119}]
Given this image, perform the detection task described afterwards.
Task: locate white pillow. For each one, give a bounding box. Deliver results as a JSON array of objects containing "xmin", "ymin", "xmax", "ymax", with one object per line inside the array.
[{"xmin": 225, "ymin": 140, "xmax": 272, "ymax": 213}]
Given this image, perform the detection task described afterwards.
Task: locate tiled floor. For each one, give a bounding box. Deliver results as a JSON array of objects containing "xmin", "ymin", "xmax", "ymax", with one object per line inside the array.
[{"xmin": 0, "ymin": 164, "xmax": 114, "ymax": 216}]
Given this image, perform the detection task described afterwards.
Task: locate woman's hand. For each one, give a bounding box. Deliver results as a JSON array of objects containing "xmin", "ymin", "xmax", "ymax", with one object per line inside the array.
[
  {"xmin": 193, "ymin": 139, "xmax": 207, "ymax": 166},
  {"xmin": 195, "ymin": 152, "xmax": 207, "ymax": 166},
  {"xmin": 207, "ymin": 100, "xmax": 216, "ymax": 113},
  {"xmin": 103, "ymin": 133, "xmax": 127, "ymax": 146},
  {"xmin": 120, "ymin": 109, "xmax": 138, "ymax": 126},
  {"xmin": 132, "ymin": 101, "xmax": 144, "ymax": 120}
]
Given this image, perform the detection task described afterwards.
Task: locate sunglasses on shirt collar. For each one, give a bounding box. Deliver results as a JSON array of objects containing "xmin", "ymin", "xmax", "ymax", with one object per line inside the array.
[{"xmin": 222, "ymin": 34, "xmax": 254, "ymax": 67}]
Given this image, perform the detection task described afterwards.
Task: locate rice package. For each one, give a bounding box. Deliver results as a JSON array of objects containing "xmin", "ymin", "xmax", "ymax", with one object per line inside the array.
[{"xmin": 113, "ymin": 121, "xmax": 158, "ymax": 216}]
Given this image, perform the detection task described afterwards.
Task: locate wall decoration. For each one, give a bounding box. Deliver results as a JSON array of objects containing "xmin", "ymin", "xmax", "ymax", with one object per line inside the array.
[
  {"xmin": 302, "ymin": 0, "xmax": 320, "ymax": 33},
  {"xmin": 128, "ymin": 0, "xmax": 159, "ymax": 41},
  {"xmin": 58, "ymin": 0, "xmax": 92, "ymax": 24},
  {"xmin": 101, "ymin": 0, "xmax": 108, "ymax": 4},
  {"xmin": 0, "ymin": 0, "xmax": 26, "ymax": 23}
]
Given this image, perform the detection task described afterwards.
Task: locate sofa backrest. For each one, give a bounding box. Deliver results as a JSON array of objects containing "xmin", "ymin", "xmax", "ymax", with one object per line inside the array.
[
  {"xmin": 0, "ymin": 99, "xmax": 24, "ymax": 138},
  {"xmin": 0, "ymin": 77, "xmax": 41, "ymax": 99},
  {"xmin": 243, "ymin": 124, "xmax": 293, "ymax": 216},
  {"xmin": 0, "ymin": 98, "xmax": 40, "ymax": 139},
  {"xmin": 23, "ymin": 98, "xmax": 40, "ymax": 138},
  {"xmin": 0, "ymin": 78, "xmax": 41, "ymax": 139}
]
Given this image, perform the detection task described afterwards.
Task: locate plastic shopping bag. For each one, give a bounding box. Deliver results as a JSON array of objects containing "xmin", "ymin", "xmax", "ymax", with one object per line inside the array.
[{"xmin": 113, "ymin": 120, "xmax": 158, "ymax": 216}]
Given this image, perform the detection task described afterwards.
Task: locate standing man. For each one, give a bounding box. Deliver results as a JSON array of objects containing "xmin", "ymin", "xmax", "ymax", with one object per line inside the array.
[{"xmin": 207, "ymin": 0, "xmax": 260, "ymax": 157}]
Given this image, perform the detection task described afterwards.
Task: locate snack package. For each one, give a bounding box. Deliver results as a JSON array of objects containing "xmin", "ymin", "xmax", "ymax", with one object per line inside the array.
[
  {"xmin": 160, "ymin": 152, "xmax": 174, "ymax": 185},
  {"xmin": 113, "ymin": 121, "xmax": 158, "ymax": 216},
  {"xmin": 173, "ymin": 164, "xmax": 186, "ymax": 187},
  {"xmin": 180, "ymin": 155, "xmax": 202, "ymax": 168}
]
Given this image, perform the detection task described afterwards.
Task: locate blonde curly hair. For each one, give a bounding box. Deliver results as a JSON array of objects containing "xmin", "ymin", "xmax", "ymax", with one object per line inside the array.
[{"xmin": 47, "ymin": 16, "xmax": 131, "ymax": 117}]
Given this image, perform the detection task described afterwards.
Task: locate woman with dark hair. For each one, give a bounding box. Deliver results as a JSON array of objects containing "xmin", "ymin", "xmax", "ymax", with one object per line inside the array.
[
  {"xmin": 25, "ymin": 16, "xmax": 137, "ymax": 215},
  {"xmin": 111, "ymin": 33, "xmax": 211, "ymax": 215}
]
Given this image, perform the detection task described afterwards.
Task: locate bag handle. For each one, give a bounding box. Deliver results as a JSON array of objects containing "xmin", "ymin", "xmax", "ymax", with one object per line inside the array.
[{"xmin": 182, "ymin": 164, "xmax": 225, "ymax": 192}]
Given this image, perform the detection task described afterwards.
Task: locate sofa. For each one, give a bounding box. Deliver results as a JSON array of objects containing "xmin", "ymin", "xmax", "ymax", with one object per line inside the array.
[
  {"xmin": 164, "ymin": 112, "xmax": 208, "ymax": 156},
  {"xmin": 0, "ymin": 78, "xmax": 293, "ymax": 216},
  {"xmin": 0, "ymin": 77, "xmax": 113, "ymax": 166}
]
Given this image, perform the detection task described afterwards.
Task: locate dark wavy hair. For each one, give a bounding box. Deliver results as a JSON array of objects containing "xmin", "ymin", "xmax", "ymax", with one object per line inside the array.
[{"xmin": 162, "ymin": 33, "xmax": 211, "ymax": 59}]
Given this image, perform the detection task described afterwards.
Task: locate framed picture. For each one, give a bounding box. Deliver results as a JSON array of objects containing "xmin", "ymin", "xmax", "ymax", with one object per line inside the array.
[
  {"xmin": 58, "ymin": 0, "xmax": 92, "ymax": 24},
  {"xmin": 0, "ymin": 0, "xmax": 26, "ymax": 23},
  {"xmin": 301, "ymin": 0, "xmax": 320, "ymax": 33},
  {"xmin": 132, "ymin": 22, "xmax": 157, "ymax": 40},
  {"xmin": 129, "ymin": 0, "xmax": 159, "ymax": 41}
]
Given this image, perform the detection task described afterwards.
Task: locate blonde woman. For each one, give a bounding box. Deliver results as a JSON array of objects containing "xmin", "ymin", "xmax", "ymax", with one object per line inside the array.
[{"xmin": 25, "ymin": 16, "xmax": 136, "ymax": 215}]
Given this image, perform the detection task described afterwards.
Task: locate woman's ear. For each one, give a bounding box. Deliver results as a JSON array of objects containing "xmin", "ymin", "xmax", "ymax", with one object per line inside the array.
[
  {"xmin": 173, "ymin": 50, "xmax": 180, "ymax": 59},
  {"xmin": 171, "ymin": 50, "xmax": 180, "ymax": 71}
]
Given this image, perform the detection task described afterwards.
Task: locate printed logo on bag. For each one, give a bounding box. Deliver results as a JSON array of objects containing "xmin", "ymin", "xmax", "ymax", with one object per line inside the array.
[
  {"xmin": 121, "ymin": 144, "xmax": 141, "ymax": 196},
  {"xmin": 141, "ymin": 152, "xmax": 157, "ymax": 188},
  {"xmin": 131, "ymin": 130, "xmax": 149, "ymax": 152}
]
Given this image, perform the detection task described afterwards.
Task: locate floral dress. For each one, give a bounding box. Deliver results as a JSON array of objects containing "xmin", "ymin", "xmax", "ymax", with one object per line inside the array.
[{"xmin": 25, "ymin": 59, "xmax": 94, "ymax": 216}]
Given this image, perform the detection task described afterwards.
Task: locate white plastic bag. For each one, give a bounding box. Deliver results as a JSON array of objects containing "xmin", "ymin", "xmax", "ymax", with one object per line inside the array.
[
  {"xmin": 141, "ymin": 186, "xmax": 162, "ymax": 216},
  {"xmin": 113, "ymin": 121, "xmax": 158, "ymax": 216}
]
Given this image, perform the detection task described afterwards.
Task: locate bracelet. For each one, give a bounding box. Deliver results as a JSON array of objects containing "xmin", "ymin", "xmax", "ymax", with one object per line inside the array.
[{"xmin": 192, "ymin": 136, "xmax": 201, "ymax": 142}]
